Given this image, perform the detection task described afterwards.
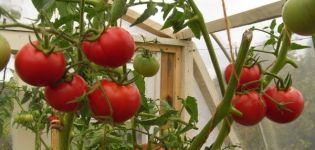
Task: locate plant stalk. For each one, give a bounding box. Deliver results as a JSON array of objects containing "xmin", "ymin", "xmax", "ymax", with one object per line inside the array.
[
  {"xmin": 262, "ymin": 29, "xmax": 292, "ymax": 88},
  {"xmin": 59, "ymin": 113, "xmax": 75, "ymax": 150},
  {"xmin": 187, "ymin": 0, "xmax": 225, "ymax": 96},
  {"xmin": 209, "ymin": 117, "xmax": 232, "ymax": 150},
  {"xmin": 188, "ymin": 30, "xmax": 253, "ymax": 149}
]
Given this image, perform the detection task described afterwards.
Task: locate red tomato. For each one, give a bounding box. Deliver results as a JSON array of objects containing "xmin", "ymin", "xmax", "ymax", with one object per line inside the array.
[
  {"xmin": 224, "ymin": 64, "xmax": 261, "ymax": 90},
  {"xmin": 263, "ymin": 85, "xmax": 304, "ymax": 123},
  {"xmin": 232, "ymin": 91, "xmax": 266, "ymax": 126},
  {"xmin": 15, "ymin": 41, "xmax": 66, "ymax": 86},
  {"xmin": 88, "ymin": 79, "xmax": 141, "ymax": 123},
  {"xmin": 82, "ymin": 27, "xmax": 135, "ymax": 68},
  {"xmin": 45, "ymin": 75, "xmax": 88, "ymax": 112}
]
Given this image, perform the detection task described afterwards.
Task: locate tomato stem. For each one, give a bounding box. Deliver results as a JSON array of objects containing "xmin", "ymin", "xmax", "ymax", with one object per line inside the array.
[
  {"xmin": 209, "ymin": 117, "xmax": 233, "ymax": 150},
  {"xmin": 59, "ymin": 113, "xmax": 75, "ymax": 150},
  {"xmin": 262, "ymin": 28, "xmax": 292, "ymax": 88},
  {"xmin": 188, "ymin": 29, "xmax": 253, "ymax": 149}
]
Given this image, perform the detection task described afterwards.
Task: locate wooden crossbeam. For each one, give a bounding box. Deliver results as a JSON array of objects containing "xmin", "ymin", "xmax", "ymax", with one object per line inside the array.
[
  {"xmin": 175, "ymin": 1, "xmax": 284, "ymax": 39},
  {"xmin": 122, "ymin": 9, "xmax": 175, "ymax": 38}
]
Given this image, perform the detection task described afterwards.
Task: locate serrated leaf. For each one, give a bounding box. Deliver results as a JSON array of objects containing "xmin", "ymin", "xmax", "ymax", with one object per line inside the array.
[
  {"xmin": 110, "ymin": 0, "xmax": 127, "ymax": 25},
  {"xmin": 270, "ymin": 19, "xmax": 276, "ymax": 30},
  {"xmin": 188, "ymin": 20, "xmax": 201, "ymax": 39},
  {"xmin": 138, "ymin": 110, "xmax": 177, "ymax": 126},
  {"xmin": 277, "ymin": 23, "xmax": 284, "ymax": 33},
  {"xmin": 131, "ymin": 2, "xmax": 158, "ymax": 26},
  {"xmin": 264, "ymin": 38, "xmax": 276, "ymax": 47},
  {"xmin": 21, "ymin": 91, "xmax": 32, "ymax": 104},
  {"xmin": 161, "ymin": 3, "xmax": 174, "ymax": 20},
  {"xmin": 182, "ymin": 96, "xmax": 198, "ymax": 123},
  {"xmin": 162, "ymin": 9, "xmax": 184, "ymax": 30},
  {"xmin": 32, "ymin": 0, "xmax": 56, "ymax": 12},
  {"xmin": 290, "ymin": 43, "xmax": 310, "ymax": 50}
]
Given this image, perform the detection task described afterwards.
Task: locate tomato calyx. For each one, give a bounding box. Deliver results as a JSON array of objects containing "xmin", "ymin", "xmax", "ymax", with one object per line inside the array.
[{"xmin": 265, "ymin": 72, "xmax": 293, "ymax": 91}]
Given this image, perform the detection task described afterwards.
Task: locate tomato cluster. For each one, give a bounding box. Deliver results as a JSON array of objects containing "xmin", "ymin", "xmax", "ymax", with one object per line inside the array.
[
  {"xmin": 13, "ymin": 27, "xmax": 147, "ymax": 123},
  {"xmin": 224, "ymin": 64, "xmax": 304, "ymax": 126}
]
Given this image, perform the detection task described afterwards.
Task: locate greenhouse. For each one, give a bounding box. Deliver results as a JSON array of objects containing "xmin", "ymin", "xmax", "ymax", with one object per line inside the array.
[{"xmin": 0, "ymin": 0, "xmax": 314, "ymax": 149}]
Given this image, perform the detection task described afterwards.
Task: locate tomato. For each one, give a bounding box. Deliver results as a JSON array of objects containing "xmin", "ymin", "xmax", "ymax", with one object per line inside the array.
[
  {"xmin": 263, "ymin": 85, "xmax": 304, "ymax": 123},
  {"xmin": 45, "ymin": 75, "xmax": 88, "ymax": 112},
  {"xmin": 282, "ymin": 0, "xmax": 315, "ymax": 36},
  {"xmin": 133, "ymin": 53, "xmax": 160, "ymax": 77},
  {"xmin": 224, "ymin": 64, "xmax": 261, "ymax": 90},
  {"xmin": 82, "ymin": 27, "xmax": 135, "ymax": 68},
  {"xmin": 15, "ymin": 41, "xmax": 66, "ymax": 86},
  {"xmin": 0, "ymin": 34, "xmax": 11, "ymax": 71},
  {"xmin": 15, "ymin": 113, "xmax": 34, "ymax": 123},
  {"xmin": 231, "ymin": 91, "xmax": 266, "ymax": 126},
  {"xmin": 88, "ymin": 79, "xmax": 141, "ymax": 123}
]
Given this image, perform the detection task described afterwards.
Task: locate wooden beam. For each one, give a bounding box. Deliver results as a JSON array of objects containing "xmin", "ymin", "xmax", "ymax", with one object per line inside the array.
[
  {"xmin": 122, "ymin": 9, "xmax": 175, "ymax": 38},
  {"xmin": 176, "ymin": 1, "xmax": 284, "ymax": 39}
]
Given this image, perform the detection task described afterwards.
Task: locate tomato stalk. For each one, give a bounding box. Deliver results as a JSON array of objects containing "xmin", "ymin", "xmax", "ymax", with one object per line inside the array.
[
  {"xmin": 59, "ymin": 113, "xmax": 75, "ymax": 150},
  {"xmin": 262, "ymin": 28, "xmax": 292, "ymax": 88},
  {"xmin": 187, "ymin": 0, "xmax": 225, "ymax": 96},
  {"xmin": 188, "ymin": 30, "xmax": 253, "ymax": 149},
  {"xmin": 209, "ymin": 117, "xmax": 233, "ymax": 150}
]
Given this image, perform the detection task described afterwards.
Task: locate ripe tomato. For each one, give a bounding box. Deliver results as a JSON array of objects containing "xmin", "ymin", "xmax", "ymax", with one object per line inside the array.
[
  {"xmin": 282, "ymin": 0, "xmax": 315, "ymax": 36},
  {"xmin": 88, "ymin": 79, "xmax": 141, "ymax": 123},
  {"xmin": 82, "ymin": 27, "xmax": 135, "ymax": 68},
  {"xmin": 15, "ymin": 41, "xmax": 66, "ymax": 86},
  {"xmin": 45, "ymin": 75, "xmax": 88, "ymax": 112},
  {"xmin": 263, "ymin": 85, "xmax": 304, "ymax": 123},
  {"xmin": 231, "ymin": 91, "xmax": 266, "ymax": 126},
  {"xmin": 133, "ymin": 53, "xmax": 160, "ymax": 77},
  {"xmin": 224, "ymin": 64, "xmax": 261, "ymax": 90},
  {"xmin": 0, "ymin": 34, "xmax": 11, "ymax": 71}
]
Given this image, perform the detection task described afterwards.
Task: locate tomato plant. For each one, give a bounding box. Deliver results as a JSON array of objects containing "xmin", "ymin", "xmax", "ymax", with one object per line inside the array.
[
  {"xmin": 224, "ymin": 64, "xmax": 261, "ymax": 90},
  {"xmin": 133, "ymin": 52, "xmax": 160, "ymax": 77},
  {"xmin": 82, "ymin": 27, "xmax": 135, "ymax": 68},
  {"xmin": 44, "ymin": 75, "xmax": 88, "ymax": 112},
  {"xmin": 15, "ymin": 41, "xmax": 66, "ymax": 86},
  {"xmin": 282, "ymin": 0, "xmax": 315, "ymax": 36},
  {"xmin": 0, "ymin": 34, "xmax": 11, "ymax": 71},
  {"xmin": 88, "ymin": 79, "xmax": 141, "ymax": 123},
  {"xmin": 263, "ymin": 85, "xmax": 304, "ymax": 123},
  {"xmin": 231, "ymin": 91, "xmax": 266, "ymax": 126}
]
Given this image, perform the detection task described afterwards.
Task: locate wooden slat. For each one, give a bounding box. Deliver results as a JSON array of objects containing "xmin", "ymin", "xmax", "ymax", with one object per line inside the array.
[
  {"xmin": 175, "ymin": 1, "xmax": 284, "ymax": 39},
  {"xmin": 122, "ymin": 9, "xmax": 175, "ymax": 38}
]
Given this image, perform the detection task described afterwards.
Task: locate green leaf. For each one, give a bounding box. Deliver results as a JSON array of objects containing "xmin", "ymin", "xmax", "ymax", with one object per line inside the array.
[
  {"xmin": 138, "ymin": 110, "xmax": 177, "ymax": 126},
  {"xmin": 277, "ymin": 23, "xmax": 284, "ymax": 33},
  {"xmin": 21, "ymin": 91, "xmax": 32, "ymax": 104},
  {"xmin": 53, "ymin": 14, "xmax": 80, "ymax": 28},
  {"xmin": 264, "ymin": 38, "xmax": 276, "ymax": 47},
  {"xmin": 161, "ymin": 3, "xmax": 174, "ymax": 20},
  {"xmin": 131, "ymin": 2, "xmax": 158, "ymax": 26},
  {"xmin": 270, "ymin": 19, "xmax": 276, "ymax": 30},
  {"xmin": 162, "ymin": 9, "xmax": 185, "ymax": 30},
  {"xmin": 290, "ymin": 43, "xmax": 310, "ymax": 50},
  {"xmin": 182, "ymin": 96, "xmax": 198, "ymax": 123},
  {"xmin": 32, "ymin": 0, "xmax": 56, "ymax": 12},
  {"xmin": 188, "ymin": 20, "xmax": 201, "ymax": 39},
  {"xmin": 110, "ymin": 0, "xmax": 127, "ymax": 25}
]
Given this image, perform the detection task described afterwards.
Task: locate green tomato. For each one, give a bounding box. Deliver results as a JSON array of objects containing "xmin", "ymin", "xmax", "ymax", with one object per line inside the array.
[
  {"xmin": 282, "ymin": 0, "xmax": 315, "ymax": 36},
  {"xmin": 133, "ymin": 54, "xmax": 160, "ymax": 77},
  {"xmin": 0, "ymin": 34, "xmax": 11, "ymax": 71}
]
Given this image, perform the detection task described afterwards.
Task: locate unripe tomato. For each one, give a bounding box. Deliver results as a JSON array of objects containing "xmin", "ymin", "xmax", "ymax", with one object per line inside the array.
[
  {"xmin": 224, "ymin": 64, "xmax": 261, "ymax": 90},
  {"xmin": 0, "ymin": 34, "xmax": 11, "ymax": 71},
  {"xmin": 282, "ymin": 0, "xmax": 315, "ymax": 36},
  {"xmin": 232, "ymin": 91, "xmax": 266, "ymax": 126},
  {"xmin": 45, "ymin": 75, "xmax": 88, "ymax": 112},
  {"xmin": 263, "ymin": 85, "xmax": 304, "ymax": 123},
  {"xmin": 133, "ymin": 54, "xmax": 160, "ymax": 77},
  {"xmin": 15, "ymin": 41, "xmax": 66, "ymax": 86},
  {"xmin": 82, "ymin": 27, "xmax": 135, "ymax": 68},
  {"xmin": 88, "ymin": 79, "xmax": 141, "ymax": 123},
  {"xmin": 15, "ymin": 113, "xmax": 34, "ymax": 123}
]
